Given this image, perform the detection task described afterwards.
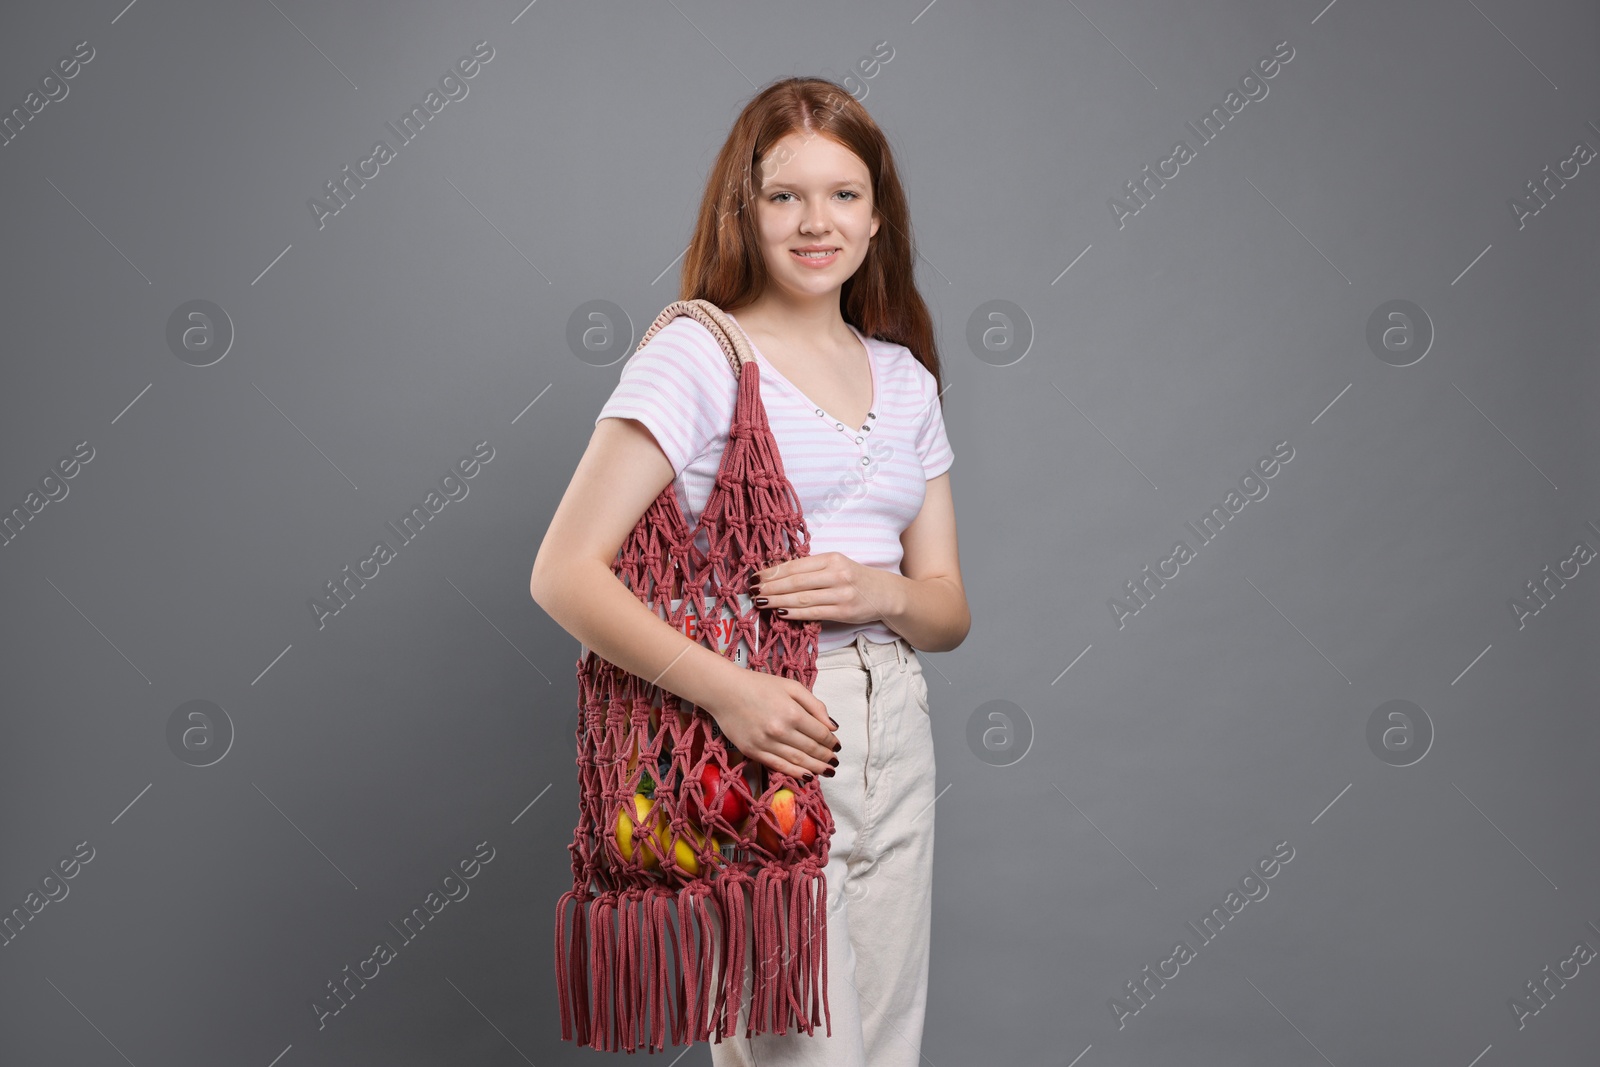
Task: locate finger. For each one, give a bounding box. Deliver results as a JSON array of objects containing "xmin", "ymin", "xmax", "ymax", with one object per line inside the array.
[
  {"xmin": 781, "ymin": 721, "xmax": 837, "ymax": 767},
  {"xmin": 768, "ymin": 739, "xmax": 834, "ymax": 777},
  {"xmin": 755, "ymin": 555, "xmax": 828, "ymax": 588},
  {"xmin": 760, "ymin": 570, "xmax": 832, "ymax": 597},
  {"xmin": 787, "ymin": 685, "xmax": 840, "ymax": 747},
  {"xmin": 777, "ymin": 708, "xmax": 838, "ymax": 765},
  {"xmin": 757, "ymin": 589, "xmax": 839, "ymax": 618},
  {"xmin": 752, "ymin": 748, "xmax": 814, "ymax": 782}
]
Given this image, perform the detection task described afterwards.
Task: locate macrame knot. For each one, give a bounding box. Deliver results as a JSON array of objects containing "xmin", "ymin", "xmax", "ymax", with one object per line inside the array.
[
  {"xmin": 717, "ymin": 467, "xmax": 770, "ymax": 491},
  {"xmin": 726, "ymin": 467, "xmax": 780, "ymax": 490}
]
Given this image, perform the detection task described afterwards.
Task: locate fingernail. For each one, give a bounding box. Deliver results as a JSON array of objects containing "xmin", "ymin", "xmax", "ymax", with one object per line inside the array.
[
  {"xmin": 828, "ymin": 718, "xmax": 838, "ymax": 729},
  {"xmin": 822, "ymin": 768, "xmax": 835, "ymax": 777},
  {"xmin": 776, "ymin": 608, "xmax": 789, "ymax": 616},
  {"xmin": 754, "ymin": 596, "xmax": 769, "ymax": 606},
  {"xmin": 802, "ymin": 773, "xmax": 815, "ymax": 783},
  {"xmin": 827, "ymin": 756, "xmax": 838, "ymax": 767},
  {"xmin": 832, "ymin": 741, "xmax": 841, "ymax": 753}
]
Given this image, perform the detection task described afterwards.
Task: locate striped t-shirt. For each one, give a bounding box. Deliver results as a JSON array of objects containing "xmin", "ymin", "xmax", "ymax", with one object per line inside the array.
[{"xmin": 595, "ymin": 312, "xmax": 954, "ymax": 652}]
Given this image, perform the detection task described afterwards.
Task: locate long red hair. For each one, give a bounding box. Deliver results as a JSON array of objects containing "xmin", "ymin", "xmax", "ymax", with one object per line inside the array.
[{"xmin": 679, "ymin": 76, "xmax": 944, "ymax": 398}]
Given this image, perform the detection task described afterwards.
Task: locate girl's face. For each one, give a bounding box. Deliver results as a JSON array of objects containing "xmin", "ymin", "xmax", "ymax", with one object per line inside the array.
[{"xmin": 751, "ymin": 131, "xmax": 880, "ymax": 300}]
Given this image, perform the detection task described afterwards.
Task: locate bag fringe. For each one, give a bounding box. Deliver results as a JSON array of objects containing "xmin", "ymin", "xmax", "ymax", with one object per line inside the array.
[
  {"xmin": 552, "ymin": 887, "xmax": 590, "ymax": 1044},
  {"xmin": 682, "ymin": 881, "xmax": 717, "ymax": 1043},
  {"xmin": 618, "ymin": 887, "xmax": 640, "ymax": 1050},
  {"xmin": 711, "ymin": 869, "xmax": 749, "ymax": 1041},
  {"xmin": 553, "ymin": 864, "xmax": 829, "ymax": 1051}
]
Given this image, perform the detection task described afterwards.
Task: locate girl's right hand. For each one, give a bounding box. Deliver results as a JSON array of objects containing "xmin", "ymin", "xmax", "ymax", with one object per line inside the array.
[{"xmin": 707, "ymin": 668, "xmax": 839, "ymax": 781}]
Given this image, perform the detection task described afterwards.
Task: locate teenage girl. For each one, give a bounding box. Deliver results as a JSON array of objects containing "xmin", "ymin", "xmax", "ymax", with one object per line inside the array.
[{"xmin": 530, "ymin": 76, "xmax": 968, "ymax": 1067}]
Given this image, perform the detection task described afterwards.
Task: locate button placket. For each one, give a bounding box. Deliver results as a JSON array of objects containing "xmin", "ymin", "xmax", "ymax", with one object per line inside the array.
[{"xmin": 815, "ymin": 406, "xmax": 876, "ymax": 459}]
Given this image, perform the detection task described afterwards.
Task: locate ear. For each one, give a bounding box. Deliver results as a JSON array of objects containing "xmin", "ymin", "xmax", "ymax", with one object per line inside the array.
[{"xmin": 870, "ymin": 212, "xmax": 880, "ymax": 240}]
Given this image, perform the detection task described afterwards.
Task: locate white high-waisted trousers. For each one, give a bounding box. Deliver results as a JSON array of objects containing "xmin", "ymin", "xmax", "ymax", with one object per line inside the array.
[{"xmin": 707, "ymin": 632, "xmax": 937, "ymax": 1067}]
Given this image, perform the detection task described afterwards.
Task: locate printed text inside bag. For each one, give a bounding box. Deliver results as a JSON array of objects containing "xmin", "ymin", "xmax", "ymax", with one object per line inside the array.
[{"xmin": 580, "ymin": 593, "xmax": 758, "ymax": 669}]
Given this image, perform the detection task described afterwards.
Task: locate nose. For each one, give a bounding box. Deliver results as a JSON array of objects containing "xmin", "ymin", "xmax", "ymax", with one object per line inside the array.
[{"xmin": 802, "ymin": 206, "xmax": 832, "ymax": 237}]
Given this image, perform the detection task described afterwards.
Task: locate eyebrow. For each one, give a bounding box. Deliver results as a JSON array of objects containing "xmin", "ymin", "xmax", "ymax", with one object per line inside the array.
[{"xmin": 761, "ymin": 177, "xmax": 868, "ymax": 190}]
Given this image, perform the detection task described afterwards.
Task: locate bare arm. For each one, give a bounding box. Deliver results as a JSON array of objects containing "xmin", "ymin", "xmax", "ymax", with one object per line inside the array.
[
  {"xmin": 529, "ymin": 417, "xmax": 839, "ymax": 780},
  {"xmin": 881, "ymin": 471, "xmax": 969, "ymax": 652}
]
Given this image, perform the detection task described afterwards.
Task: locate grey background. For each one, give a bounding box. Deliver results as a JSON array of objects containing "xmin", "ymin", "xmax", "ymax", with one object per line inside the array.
[{"xmin": 2, "ymin": 0, "xmax": 1597, "ymax": 1064}]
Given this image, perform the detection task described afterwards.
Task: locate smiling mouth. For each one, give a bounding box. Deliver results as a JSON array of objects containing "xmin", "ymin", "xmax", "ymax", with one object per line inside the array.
[{"xmin": 793, "ymin": 248, "xmax": 840, "ymax": 258}]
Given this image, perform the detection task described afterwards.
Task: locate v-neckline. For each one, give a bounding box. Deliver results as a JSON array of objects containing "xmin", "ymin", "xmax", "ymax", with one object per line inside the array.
[{"xmin": 726, "ymin": 313, "xmax": 879, "ymax": 433}]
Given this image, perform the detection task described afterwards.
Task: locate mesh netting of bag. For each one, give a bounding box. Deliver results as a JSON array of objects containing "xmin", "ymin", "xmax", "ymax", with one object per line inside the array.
[{"xmin": 554, "ymin": 299, "xmax": 835, "ymax": 1053}]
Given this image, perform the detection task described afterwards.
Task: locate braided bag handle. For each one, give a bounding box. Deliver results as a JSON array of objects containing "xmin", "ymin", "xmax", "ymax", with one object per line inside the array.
[
  {"xmin": 554, "ymin": 298, "xmax": 834, "ymax": 1053},
  {"xmin": 638, "ymin": 298, "xmax": 757, "ymax": 378}
]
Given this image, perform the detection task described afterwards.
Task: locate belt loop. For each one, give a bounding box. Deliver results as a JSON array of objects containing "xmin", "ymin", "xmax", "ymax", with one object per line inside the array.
[{"xmin": 895, "ymin": 638, "xmax": 906, "ymax": 671}]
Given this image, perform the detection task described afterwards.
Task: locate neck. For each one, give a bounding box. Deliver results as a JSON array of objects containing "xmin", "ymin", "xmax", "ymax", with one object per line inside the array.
[{"xmin": 731, "ymin": 291, "xmax": 848, "ymax": 342}]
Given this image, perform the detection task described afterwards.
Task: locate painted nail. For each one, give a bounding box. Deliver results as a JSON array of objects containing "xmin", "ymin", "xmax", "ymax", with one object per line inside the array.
[
  {"xmin": 828, "ymin": 718, "xmax": 839, "ymax": 729},
  {"xmin": 802, "ymin": 773, "xmax": 815, "ymax": 784},
  {"xmin": 832, "ymin": 741, "xmax": 841, "ymax": 753},
  {"xmin": 776, "ymin": 608, "xmax": 789, "ymax": 616},
  {"xmin": 754, "ymin": 596, "xmax": 769, "ymax": 606},
  {"xmin": 823, "ymin": 768, "xmax": 835, "ymax": 777},
  {"xmin": 827, "ymin": 756, "xmax": 838, "ymax": 767}
]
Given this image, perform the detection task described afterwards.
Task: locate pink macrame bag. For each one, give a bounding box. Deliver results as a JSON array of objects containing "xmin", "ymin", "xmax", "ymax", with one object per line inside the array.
[{"xmin": 554, "ymin": 299, "xmax": 834, "ymax": 1053}]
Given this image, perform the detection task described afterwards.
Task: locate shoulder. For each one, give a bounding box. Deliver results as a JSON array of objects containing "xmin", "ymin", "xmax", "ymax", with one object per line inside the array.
[
  {"xmin": 868, "ymin": 335, "xmax": 938, "ymax": 402},
  {"xmin": 623, "ymin": 313, "xmax": 738, "ymax": 380},
  {"xmin": 596, "ymin": 311, "xmax": 740, "ymax": 468},
  {"xmin": 636, "ymin": 313, "xmax": 736, "ymax": 367}
]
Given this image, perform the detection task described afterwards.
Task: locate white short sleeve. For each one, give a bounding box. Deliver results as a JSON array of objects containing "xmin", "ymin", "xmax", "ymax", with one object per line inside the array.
[
  {"xmin": 594, "ymin": 317, "xmax": 737, "ymax": 475},
  {"xmin": 913, "ymin": 362, "xmax": 954, "ymax": 479}
]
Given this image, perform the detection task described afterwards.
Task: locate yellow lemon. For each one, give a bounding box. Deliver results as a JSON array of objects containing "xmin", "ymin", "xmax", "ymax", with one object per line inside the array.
[
  {"xmin": 615, "ymin": 793, "xmax": 659, "ymax": 870},
  {"xmin": 656, "ymin": 820, "xmax": 722, "ymax": 877}
]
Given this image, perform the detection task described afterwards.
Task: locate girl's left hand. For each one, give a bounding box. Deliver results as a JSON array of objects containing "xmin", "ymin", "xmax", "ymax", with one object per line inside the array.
[{"xmin": 750, "ymin": 552, "xmax": 894, "ymax": 626}]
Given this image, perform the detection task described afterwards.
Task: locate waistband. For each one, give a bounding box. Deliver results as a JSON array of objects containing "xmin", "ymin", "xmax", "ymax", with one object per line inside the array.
[{"xmin": 816, "ymin": 632, "xmax": 911, "ymax": 671}]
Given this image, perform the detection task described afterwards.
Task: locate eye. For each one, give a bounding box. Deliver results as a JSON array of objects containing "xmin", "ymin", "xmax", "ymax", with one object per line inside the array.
[{"xmin": 768, "ymin": 190, "xmax": 864, "ymax": 203}]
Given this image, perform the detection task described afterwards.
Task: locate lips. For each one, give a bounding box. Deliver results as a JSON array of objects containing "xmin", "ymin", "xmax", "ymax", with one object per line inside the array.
[{"xmin": 791, "ymin": 247, "xmax": 841, "ymax": 267}]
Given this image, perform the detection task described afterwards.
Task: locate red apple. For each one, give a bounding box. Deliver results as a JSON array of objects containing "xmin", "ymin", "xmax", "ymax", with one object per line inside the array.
[
  {"xmin": 755, "ymin": 788, "xmax": 818, "ymax": 854},
  {"xmin": 687, "ymin": 761, "xmax": 752, "ymax": 828}
]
